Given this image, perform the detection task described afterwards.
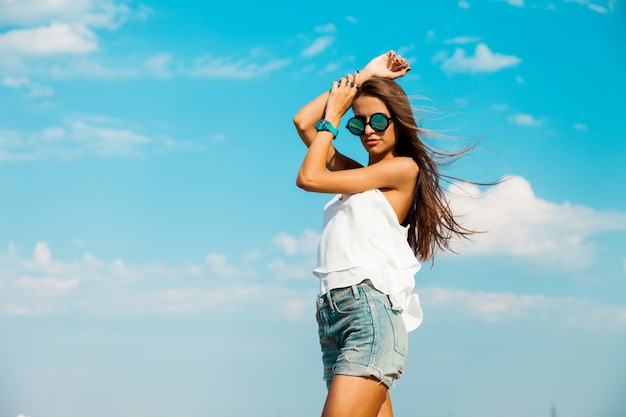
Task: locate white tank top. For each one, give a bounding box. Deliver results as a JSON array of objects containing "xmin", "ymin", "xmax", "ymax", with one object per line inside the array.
[{"xmin": 313, "ymin": 189, "xmax": 423, "ymax": 331}]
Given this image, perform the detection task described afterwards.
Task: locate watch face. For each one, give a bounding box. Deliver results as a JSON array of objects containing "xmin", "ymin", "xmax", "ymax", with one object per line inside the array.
[
  {"xmin": 315, "ymin": 120, "xmax": 327, "ymax": 130},
  {"xmin": 315, "ymin": 119, "xmax": 336, "ymax": 137}
]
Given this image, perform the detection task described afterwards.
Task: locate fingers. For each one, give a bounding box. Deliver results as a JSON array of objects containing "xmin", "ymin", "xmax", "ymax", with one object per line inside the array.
[
  {"xmin": 335, "ymin": 73, "xmax": 360, "ymax": 90},
  {"xmin": 386, "ymin": 51, "xmax": 410, "ymax": 72}
]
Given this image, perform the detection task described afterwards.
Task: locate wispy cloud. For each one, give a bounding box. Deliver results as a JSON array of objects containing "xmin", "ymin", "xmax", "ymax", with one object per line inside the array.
[
  {"xmin": 507, "ymin": 112, "xmax": 544, "ymax": 126},
  {"xmin": 2, "ymin": 75, "xmax": 54, "ymax": 97},
  {"xmin": 564, "ymin": 0, "xmax": 616, "ymax": 13},
  {"xmin": 444, "ymin": 36, "xmax": 481, "ymax": 45},
  {"xmin": 0, "ymin": 241, "xmax": 316, "ymax": 319},
  {"xmin": 301, "ymin": 36, "xmax": 334, "ymax": 57},
  {"xmin": 3, "ymin": 240, "xmax": 624, "ymax": 331},
  {"xmin": 0, "ymin": 0, "xmax": 137, "ymax": 80},
  {"xmin": 438, "ymin": 43, "xmax": 521, "ymax": 75},
  {"xmin": 423, "ymin": 286, "xmax": 626, "ymax": 330},
  {"xmin": 0, "ymin": 0, "xmax": 130, "ymax": 27},
  {"xmin": 273, "ymin": 229, "xmax": 319, "ymax": 256},
  {"xmin": 0, "ymin": 1, "xmax": 290, "ymax": 81},
  {"xmin": 0, "ymin": 23, "xmax": 98, "ymax": 56},
  {"xmin": 314, "ymin": 23, "xmax": 337, "ymax": 33},
  {"xmin": 0, "ymin": 0, "xmax": 132, "ymax": 59},
  {"xmin": 0, "ymin": 116, "xmax": 196, "ymax": 162},
  {"xmin": 500, "ymin": 0, "xmax": 524, "ymax": 6},
  {"xmin": 448, "ymin": 176, "xmax": 626, "ymax": 269},
  {"xmin": 186, "ymin": 54, "xmax": 290, "ymax": 79}
]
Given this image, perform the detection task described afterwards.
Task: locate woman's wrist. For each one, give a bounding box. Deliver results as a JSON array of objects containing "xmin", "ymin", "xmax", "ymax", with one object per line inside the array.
[
  {"xmin": 355, "ymin": 68, "xmax": 373, "ymax": 85},
  {"xmin": 322, "ymin": 115, "xmax": 342, "ymax": 128}
]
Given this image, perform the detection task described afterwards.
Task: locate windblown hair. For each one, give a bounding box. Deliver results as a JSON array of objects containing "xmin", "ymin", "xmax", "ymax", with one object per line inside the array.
[{"xmin": 355, "ymin": 77, "xmax": 476, "ymax": 262}]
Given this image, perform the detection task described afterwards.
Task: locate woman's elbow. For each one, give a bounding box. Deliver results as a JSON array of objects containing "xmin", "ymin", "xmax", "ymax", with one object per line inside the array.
[
  {"xmin": 295, "ymin": 171, "xmax": 317, "ymax": 191},
  {"xmin": 295, "ymin": 174, "xmax": 309, "ymax": 191},
  {"xmin": 293, "ymin": 112, "xmax": 311, "ymax": 132}
]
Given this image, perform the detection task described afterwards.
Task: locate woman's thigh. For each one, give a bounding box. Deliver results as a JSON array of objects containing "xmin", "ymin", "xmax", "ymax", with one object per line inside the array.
[{"xmin": 321, "ymin": 375, "xmax": 389, "ymax": 417}]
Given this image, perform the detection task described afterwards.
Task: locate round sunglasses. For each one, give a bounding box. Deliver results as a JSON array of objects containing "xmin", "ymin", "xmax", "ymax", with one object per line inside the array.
[{"xmin": 346, "ymin": 113, "xmax": 393, "ymax": 136}]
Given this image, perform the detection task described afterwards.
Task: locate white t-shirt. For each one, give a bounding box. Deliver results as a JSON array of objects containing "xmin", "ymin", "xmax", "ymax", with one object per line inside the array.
[{"xmin": 313, "ymin": 189, "xmax": 424, "ymax": 332}]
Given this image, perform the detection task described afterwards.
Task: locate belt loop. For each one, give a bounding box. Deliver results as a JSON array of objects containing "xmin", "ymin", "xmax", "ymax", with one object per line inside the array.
[
  {"xmin": 352, "ymin": 284, "xmax": 360, "ymax": 300},
  {"xmin": 326, "ymin": 292, "xmax": 335, "ymax": 313}
]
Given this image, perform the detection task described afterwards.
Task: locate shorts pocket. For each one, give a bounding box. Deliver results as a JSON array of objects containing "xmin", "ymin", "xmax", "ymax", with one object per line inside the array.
[
  {"xmin": 333, "ymin": 292, "xmax": 370, "ymax": 314},
  {"xmin": 385, "ymin": 304, "xmax": 408, "ymax": 356}
]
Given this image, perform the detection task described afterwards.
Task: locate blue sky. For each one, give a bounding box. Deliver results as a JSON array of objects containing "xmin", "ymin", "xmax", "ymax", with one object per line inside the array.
[{"xmin": 1, "ymin": 0, "xmax": 625, "ymax": 416}]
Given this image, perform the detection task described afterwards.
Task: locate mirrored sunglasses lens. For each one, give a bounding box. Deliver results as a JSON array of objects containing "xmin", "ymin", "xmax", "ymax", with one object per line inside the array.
[
  {"xmin": 347, "ymin": 118, "xmax": 365, "ymax": 135},
  {"xmin": 370, "ymin": 114, "xmax": 389, "ymax": 131}
]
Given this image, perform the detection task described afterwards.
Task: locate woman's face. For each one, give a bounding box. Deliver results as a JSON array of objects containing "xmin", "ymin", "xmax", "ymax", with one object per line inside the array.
[{"xmin": 351, "ymin": 95, "xmax": 397, "ymax": 163}]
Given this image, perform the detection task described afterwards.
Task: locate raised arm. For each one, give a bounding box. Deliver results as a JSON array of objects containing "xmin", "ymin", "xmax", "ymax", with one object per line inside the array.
[
  {"xmin": 293, "ymin": 50, "xmax": 411, "ymax": 172},
  {"xmin": 297, "ymin": 52, "xmax": 415, "ymax": 195}
]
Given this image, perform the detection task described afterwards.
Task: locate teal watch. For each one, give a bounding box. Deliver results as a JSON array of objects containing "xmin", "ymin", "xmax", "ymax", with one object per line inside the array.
[{"xmin": 315, "ymin": 119, "xmax": 338, "ymax": 139}]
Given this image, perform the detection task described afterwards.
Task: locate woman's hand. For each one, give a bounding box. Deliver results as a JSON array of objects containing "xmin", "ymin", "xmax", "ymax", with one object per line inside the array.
[
  {"xmin": 323, "ymin": 73, "xmax": 359, "ymax": 125},
  {"xmin": 357, "ymin": 50, "xmax": 410, "ymax": 83}
]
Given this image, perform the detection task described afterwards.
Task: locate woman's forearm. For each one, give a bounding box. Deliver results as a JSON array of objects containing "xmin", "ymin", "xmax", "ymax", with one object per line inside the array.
[{"xmin": 293, "ymin": 90, "xmax": 330, "ymax": 147}]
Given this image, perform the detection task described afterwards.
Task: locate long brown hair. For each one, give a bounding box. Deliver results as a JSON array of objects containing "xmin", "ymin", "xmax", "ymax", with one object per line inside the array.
[{"xmin": 355, "ymin": 77, "xmax": 476, "ymax": 262}]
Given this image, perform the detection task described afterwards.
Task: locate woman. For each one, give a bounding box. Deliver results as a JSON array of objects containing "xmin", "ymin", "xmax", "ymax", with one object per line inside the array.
[{"xmin": 294, "ymin": 51, "xmax": 472, "ymax": 417}]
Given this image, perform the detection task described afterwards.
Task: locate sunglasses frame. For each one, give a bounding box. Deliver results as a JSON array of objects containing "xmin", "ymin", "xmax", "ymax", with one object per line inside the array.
[{"xmin": 346, "ymin": 113, "xmax": 393, "ymax": 136}]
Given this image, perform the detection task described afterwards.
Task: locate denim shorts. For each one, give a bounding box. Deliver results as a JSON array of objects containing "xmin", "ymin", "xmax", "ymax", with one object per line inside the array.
[{"xmin": 316, "ymin": 280, "xmax": 408, "ymax": 389}]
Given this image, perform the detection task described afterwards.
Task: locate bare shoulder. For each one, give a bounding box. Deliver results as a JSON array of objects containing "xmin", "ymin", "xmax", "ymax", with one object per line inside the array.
[
  {"xmin": 372, "ymin": 156, "xmax": 419, "ymax": 193},
  {"xmin": 379, "ymin": 156, "xmax": 419, "ymax": 176},
  {"xmin": 395, "ymin": 156, "xmax": 419, "ymax": 171}
]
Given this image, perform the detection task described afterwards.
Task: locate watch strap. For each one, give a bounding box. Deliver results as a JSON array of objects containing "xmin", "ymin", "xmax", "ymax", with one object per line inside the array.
[{"xmin": 315, "ymin": 119, "xmax": 338, "ymax": 139}]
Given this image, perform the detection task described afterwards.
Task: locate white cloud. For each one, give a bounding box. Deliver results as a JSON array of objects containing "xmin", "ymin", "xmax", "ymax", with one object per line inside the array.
[
  {"xmin": 0, "ymin": 0, "xmax": 132, "ymax": 59},
  {"xmin": 266, "ymin": 258, "xmax": 313, "ymax": 280},
  {"xmin": 586, "ymin": 3, "xmax": 606, "ymax": 12},
  {"xmin": 315, "ymin": 23, "xmax": 336, "ymax": 33},
  {"xmin": 269, "ymin": 230, "xmax": 319, "ymax": 279},
  {"xmin": 507, "ymin": 112, "xmax": 543, "ymax": 126},
  {"xmin": 574, "ymin": 122, "xmax": 588, "ymax": 131},
  {"xmin": 0, "ymin": 0, "xmax": 90, "ymax": 25},
  {"xmin": 18, "ymin": 276, "xmax": 80, "ymax": 293},
  {"xmin": 4, "ymin": 241, "xmax": 623, "ymax": 329},
  {"xmin": 33, "ymin": 241, "xmax": 52, "ymax": 265},
  {"xmin": 564, "ymin": 0, "xmax": 614, "ymax": 13},
  {"xmin": 0, "ymin": 23, "xmax": 97, "ymax": 56},
  {"xmin": 1, "ymin": 76, "xmax": 29, "ymax": 88},
  {"xmin": 143, "ymin": 53, "xmax": 174, "ymax": 78},
  {"xmin": 425, "ymin": 287, "xmax": 544, "ymax": 321},
  {"xmin": 0, "ymin": 1, "xmax": 288, "ymax": 82},
  {"xmin": 426, "ymin": 30, "xmax": 437, "ymax": 44},
  {"xmin": 210, "ymin": 133, "xmax": 228, "ymax": 142},
  {"xmin": 0, "ymin": 0, "xmax": 131, "ymax": 27},
  {"xmin": 0, "ymin": 0, "xmax": 139, "ymax": 80},
  {"xmin": 448, "ymin": 176, "xmax": 626, "ymax": 269},
  {"xmin": 423, "ymin": 286, "xmax": 626, "ymax": 330},
  {"xmin": 2, "ymin": 75, "xmax": 54, "ymax": 97},
  {"xmin": 301, "ymin": 36, "xmax": 334, "ymax": 57},
  {"xmin": 439, "ymin": 43, "xmax": 522, "ymax": 75},
  {"xmin": 273, "ymin": 229, "xmax": 319, "ymax": 256},
  {"xmin": 0, "ymin": 242, "xmax": 315, "ymax": 319},
  {"xmin": 458, "ymin": 1, "xmax": 470, "ymax": 9},
  {"xmin": 444, "ymin": 36, "xmax": 481, "ymax": 45},
  {"xmin": 346, "ymin": 16, "xmax": 359, "ymax": 24},
  {"xmin": 0, "ymin": 116, "xmax": 195, "ymax": 162},
  {"xmin": 206, "ymin": 253, "xmax": 255, "ymax": 279},
  {"xmin": 187, "ymin": 55, "xmax": 290, "ymax": 79},
  {"xmin": 502, "ymin": 0, "xmax": 524, "ymax": 6}
]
